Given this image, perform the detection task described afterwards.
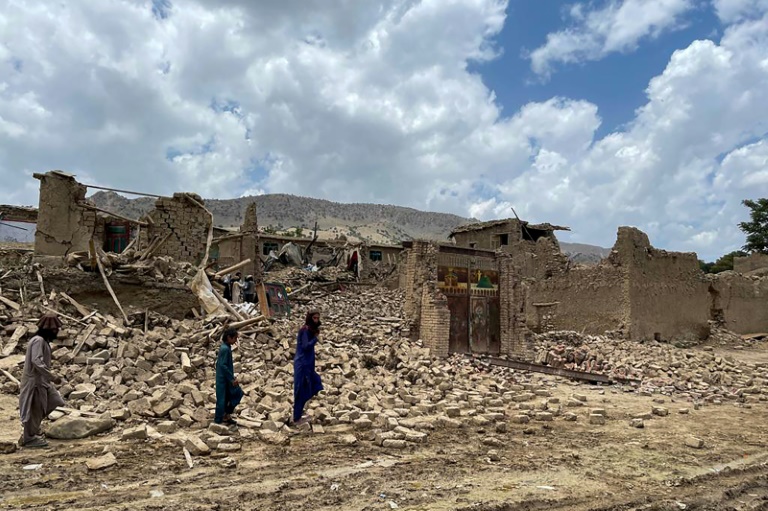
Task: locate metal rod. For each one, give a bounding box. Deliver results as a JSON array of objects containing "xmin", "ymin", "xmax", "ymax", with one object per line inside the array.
[
  {"xmin": 0, "ymin": 221, "xmax": 28, "ymax": 231},
  {"xmin": 82, "ymin": 183, "xmax": 164, "ymax": 198}
]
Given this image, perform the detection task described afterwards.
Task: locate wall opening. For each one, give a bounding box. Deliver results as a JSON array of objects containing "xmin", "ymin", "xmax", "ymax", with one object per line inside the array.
[
  {"xmin": 262, "ymin": 242, "xmax": 279, "ymax": 255},
  {"xmin": 522, "ymin": 227, "xmax": 548, "ymax": 242},
  {"xmin": 370, "ymin": 250, "xmax": 382, "ymax": 261}
]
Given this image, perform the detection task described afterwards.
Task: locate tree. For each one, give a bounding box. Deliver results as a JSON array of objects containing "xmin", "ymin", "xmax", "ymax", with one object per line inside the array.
[
  {"xmin": 739, "ymin": 198, "xmax": 768, "ymax": 253},
  {"xmin": 705, "ymin": 250, "xmax": 747, "ymax": 274}
]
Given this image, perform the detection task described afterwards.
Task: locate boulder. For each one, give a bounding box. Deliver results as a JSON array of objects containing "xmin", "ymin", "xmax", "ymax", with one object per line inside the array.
[{"xmin": 46, "ymin": 417, "xmax": 114, "ymax": 440}]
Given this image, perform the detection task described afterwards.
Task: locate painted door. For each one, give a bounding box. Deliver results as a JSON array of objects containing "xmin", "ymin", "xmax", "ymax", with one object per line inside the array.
[{"xmin": 447, "ymin": 295, "xmax": 469, "ymax": 353}]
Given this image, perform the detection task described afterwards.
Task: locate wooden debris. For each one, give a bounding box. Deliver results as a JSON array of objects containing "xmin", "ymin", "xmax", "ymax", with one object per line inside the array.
[
  {"xmin": 78, "ymin": 201, "xmax": 149, "ymax": 226},
  {"xmin": 213, "ymin": 259, "xmax": 253, "ymax": 279},
  {"xmin": 73, "ymin": 324, "xmax": 97, "ymax": 357},
  {"xmin": 210, "ymin": 287, "xmax": 245, "ymax": 321},
  {"xmin": 35, "ymin": 271, "xmax": 48, "ymax": 306},
  {"xmin": 0, "ymin": 368, "xmax": 19, "ymax": 385},
  {"xmin": 183, "ymin": 447, "xmax": 194, "ymax": 469},
  {"xmin": 91, "ymin": 239, "xmax": 129, "ymax": 324},
  {"xmin": 1, "ymin": 325, "xmax": 28, "ymax": 357},
  {"xmin": 0, "ymin": 295, "xmax": 20, "ymax": 311},
  {"xmin": 60, "ymin": 293, "xmax": 92, "ymax": 318},
  {"xmin": 41, "ymin": 306, "xmax": 88, "ymax": 326}
]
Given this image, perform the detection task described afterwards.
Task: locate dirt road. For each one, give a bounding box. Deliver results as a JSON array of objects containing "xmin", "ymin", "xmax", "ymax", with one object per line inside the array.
[{"xmin": 2, "ymin": 368, "xmax": 767, "ymax": 511}]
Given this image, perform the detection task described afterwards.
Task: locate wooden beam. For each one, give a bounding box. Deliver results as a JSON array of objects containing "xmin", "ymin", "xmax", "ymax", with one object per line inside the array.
[
  {"xmin": 213, "ymin": 259, "xmax": 252, "ymax": 279},
  {"xmin": 40, "ymin": 306, "xmax": 88, "ymax": 326},
  {"xmin": 90, "ymin": 239, "xmax": 129, "ymax": 324},
  {"xmin": 78, "ymin": 202, "xmax": 148, "ymax": 226},
  {"xmin": 228, "ymin": 315, "xmax": 266, "ymax": 329},
  {"xmin": 0, "ymin": 295, "xmax": 20, "ymax": 311},
  {"xmin": 1, "ymin": 325, "xmax": 27, "ymax": 357},
  {"xmin": 81, "ymin": 183, "xmax": 164, "ymax": 198},
  {"xmin": 210, "ymin": 287, "xmax": 245, "ymax": 321},
  {"xmin": 72, "ymin": 324, "xmax": 97, "ymax": 357},
  {"xmin": 59, "ymin": 292, "xmax": 91, "ymax": 318},
  {"xmin": 35, "ymin": 271, "xmax": 48, "ymax": 306},
  {"xmin": 0, "ymin": 368, "xmax": 19, "ymax": 385}
]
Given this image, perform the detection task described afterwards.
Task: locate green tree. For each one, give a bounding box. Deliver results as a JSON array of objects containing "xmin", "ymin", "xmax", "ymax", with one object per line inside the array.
[
  {"xmin": 294, "ymin": 227, "xmax": 304, "ymax": 237},
  {"xmin": 739, "ymin": 198, "xmax": 768, "ymax": 253},
  {"xmin": 698, "ymin": 260, "xmax": 713, "ymax": 273},
  {"xmin": 707, "ymin": 250, "xmax": 747, "ymax": 274}
]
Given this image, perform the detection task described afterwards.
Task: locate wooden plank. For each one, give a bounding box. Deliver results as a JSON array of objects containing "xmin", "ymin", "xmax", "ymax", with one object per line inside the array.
[
  {"xmin": 0, "ymin": 368, "xmax": 19, "ymax": 385},
  {"xmin": 210, "ymin": 287, "xmax": 246, "ymax": 321},
  {"xmin": 41, "ymin": 306, "xmax": 88, "ymax": 326},
  {"xmin": 91, "ymin": 239, "xmax": 129, "ymax": 324},
  {"xmin": 72, "ymin": 324, "xmax": 97, "ymax": 357},
  {"xmin": 183, "ymin": 447, "xmax": 194, "ymax": 469},
  {"xmin": 228, "ymin": 315, "xmax": 266, "ymax": 329},
  {"xmin": 78, "ymin": 202, "xmax": 149, "ymax": 226},
  {"xmin": 0, "ymin": 295, "xmax": 20, "ymax": 311},
  {"xmin": 213, "ymin": 259, "xmax": 252, "ymax": 279},
  {"xmin": 1, "ymin": 325, "xmax": 27, "ymax": 357},
  {"xmin": 141, "ymin": 232, "xmax": 172, "ymax": 260},
  {"xmin": 0, "ymin": 354, "xmax": 24, "ymax": 370},
  {"xmin": 35, "ymin": 271, "xmax": 48, "ymax": 306},
  {"xmin": 60, "ymin": 292, "xmax": 92, "ymax": 318}
]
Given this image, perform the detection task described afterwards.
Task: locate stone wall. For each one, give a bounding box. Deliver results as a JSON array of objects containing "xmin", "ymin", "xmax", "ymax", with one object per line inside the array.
[
  {"xmin": 142, "ymin": 193, "xmax": 211, "ymax": 265},
  {"xmin": 734, "ymin": 253, "xmax": 768, "ymax": 274},
  {"xmin": 33, "ymin": 171, "xmax": 99, "ymax": 256}
]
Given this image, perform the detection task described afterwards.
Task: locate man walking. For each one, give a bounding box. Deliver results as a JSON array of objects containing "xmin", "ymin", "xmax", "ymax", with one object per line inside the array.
[
  {"xmin": 293, "ymin": 311, "xmax": 323, "ymax": 426},
  {"xmin": 19, "ymin": 313, "xmax": 65, "ymax": 448},
  {"xmin": 215, "ymin": 328, "xmax": 243, "ymax": 425}
]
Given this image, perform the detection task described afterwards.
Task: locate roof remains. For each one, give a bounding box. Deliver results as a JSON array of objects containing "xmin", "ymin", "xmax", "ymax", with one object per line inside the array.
[{"xmin": 449, "ymin": 217, "xmax": 570, "ymax": 237}]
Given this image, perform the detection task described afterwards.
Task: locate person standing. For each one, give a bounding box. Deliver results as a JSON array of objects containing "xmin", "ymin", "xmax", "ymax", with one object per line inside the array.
[
  {"xmin": 243, "ymin": 275, "xmax": 255, "ymax": 304},
  {"xmin": 215, "ymin": 328, "xmax": 243, "ymax": 425},
  {"xmin": 231, "ymin": 274, "xmax": 243, "ymax": 305},
  {"xmin": 19, "ymin": 313, "xmax": 66, "ymax": 448},
  {"xmin": 222, "ymin": 273, "xmax": 232, "ymax": 301},
  {"xmin": 293, "ymin": 311, "xmax": 324, "ymax": 426}
]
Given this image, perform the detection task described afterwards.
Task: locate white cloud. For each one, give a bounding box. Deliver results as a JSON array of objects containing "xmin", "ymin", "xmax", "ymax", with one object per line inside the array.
[
  {"xmin": 529, "ymin": 0, "xmax": 695, "ymax": 77},
  {"xmin": 714, "ymin": 0, "xmax": 768, "ymax": 22},
  {"xmin": 1, "ymin": 0, "xmax": 767, "ymax": 260}
]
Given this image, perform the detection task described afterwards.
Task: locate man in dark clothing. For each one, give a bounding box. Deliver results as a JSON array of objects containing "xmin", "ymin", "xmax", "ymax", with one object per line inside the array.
[
  {"xmin": 293, "ymin": 311, "xmax": 324, "ymax": 425},
  {"xmin": 243, "ymin": 275, "xmax": 255, "ymax": 304},
  {"xmin": 215, "ymin": 328, "xmax": 243, "ymax": 425},
  {"xmin": 19, "ymin": 313, "xmax": 65, "ymax": 448}
]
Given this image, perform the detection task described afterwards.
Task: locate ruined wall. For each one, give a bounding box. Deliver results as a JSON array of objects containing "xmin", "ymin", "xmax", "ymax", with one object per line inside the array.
[
  {"xmin": 506, "ymin": 237, "xmax": 570, "ymax": 281},
  {"xmin": 619, "ymin": 228, "xmax": 711, "ymax": 342},
  {"xmin": 240, "ymin": 202, "xmax": 259, "ymax": 279},
  {"xmin": 734, "ymin": 253, "xmax": 768, "ymax": 274},
  {"xmin": 714, "ymin": 274, "xmax": 768, "ymax": 334},
  {"xmin": 403, "ymin": 241, "xmax": 437, "ymax": 326},
  {"xmin": 525, "ymin": 262, "xmax": 629, "ymax": 337},
  {"xmin": 33, "ymin": 171, "xmax": 98, "ymax": 256},
  {"xmin": 143, "ymin": 193, "xmax": 210, "ymax": 265}
]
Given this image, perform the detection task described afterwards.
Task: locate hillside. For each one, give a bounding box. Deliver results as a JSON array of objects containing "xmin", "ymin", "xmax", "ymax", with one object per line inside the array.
[{"xmin": 88, "ymin": 191, "xmax": 609, "ymax": 260}]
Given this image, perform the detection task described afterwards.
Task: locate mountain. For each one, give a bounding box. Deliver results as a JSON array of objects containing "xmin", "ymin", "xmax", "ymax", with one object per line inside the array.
[{"xmin": 88, "ymin": 191, "xmax": 609, "ymax": 262}]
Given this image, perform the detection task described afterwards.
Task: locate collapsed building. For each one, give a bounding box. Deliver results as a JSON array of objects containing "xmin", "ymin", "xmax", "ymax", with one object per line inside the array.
[
  {"xmin": 6, "ymin": 171, "xmax": 768, "ymax": 360},
  {"xmin": 404, "ymin": 218, "xmax": 768, "ymax": 358}
]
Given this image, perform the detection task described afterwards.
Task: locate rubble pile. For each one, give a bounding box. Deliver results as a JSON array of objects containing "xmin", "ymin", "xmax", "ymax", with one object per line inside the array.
[{"xmin": 534, "ymin": 331, "xmax": 768, "ymax": 403}]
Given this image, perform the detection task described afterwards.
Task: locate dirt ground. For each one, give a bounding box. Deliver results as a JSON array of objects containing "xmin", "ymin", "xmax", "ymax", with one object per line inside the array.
[{"xmin": 1, "ymin": 344, "xmax": 767, "ymax": 511}]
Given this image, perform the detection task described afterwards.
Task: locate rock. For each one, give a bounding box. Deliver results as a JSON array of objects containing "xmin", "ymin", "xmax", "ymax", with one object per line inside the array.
[
  {"xmin": 86, "ymin": 452, "xmax": 117, "ymax": 471},
  {"xmin": 630, "ymin": 419, "xmax": 645, "ymax": 428},
  {"xmin": 217, "ymin": 443, "xmax": 242, "ymax": 452},
  {"xmin": 0, "ymin": 441, "xmax": 18, "ymax": 454},
  {"xmin": 382, "ymin": 439, "xmax": 407, "ymax": 449},
  {"xmin": 209, "ymin": 423, "xmax": 234, "ymax": 435},
  {"xmin": 590, "ymin": 408, "xmax": 607, "ymax": 417},
  {"xmin": 258, "ymin": 430, "xmax": 290, "ymax": 446},
  {"xmin": 353, "ymin": 418, "xmax": 373, "ymax": 430},
  {"xmin": 685, "ymin": 436, "xmax": 704, "ymax": 449},
  {"xmin": 339, "ymin": 434, "xmax": 358, "ymax": 445},
  {"xmin": 219, "ymin": 457, "xmax": 237, "ymax": 469},
  {"xmin": 513, "ymin": 414, "xmax": 530, "ymax": 424},
  {"xmin": 121, "ymin": 425, "xmax": 148, "ymax": 441},
  {"xmin": 46, "ymin": 417, "xmax": 114, "ymax": 440},
  {"xmin": 157, "ymin": 421, "xmax": 178, "ymax": 434},
  {"xmin": 678, "ymin": 408, "xmax": 690, "ymax": 414},
  {"xmin": 652, "ymin": 406, "xmax": 669, "ymax": 417},
  {"xmin": 110, "ymin": 408, "xmax": 131, "ymax": 421},
  {"xmin": 482, "ymin": 437, "xmax": 503, "ymax": 448},
  {"xmin": 535, "ymin": 412, "xmax": 553, "ymax": 422},
  {"xmin": 589, "ymin": 414, "xmax": 606, "ymax": 425},
  {"xmin": 488, "ymin": 449, "xmax": 501, "ymax": 462},
  {"xmin": 495, "ymin": 422, "xmax": 507, "ymax": 433},
  {"xmin": 562, "ymin": 412, "xmax": 578, "ymax": 422},
  {"xmin": 184, "ymin": 436, "xmax": 211, "ymax": 456}
]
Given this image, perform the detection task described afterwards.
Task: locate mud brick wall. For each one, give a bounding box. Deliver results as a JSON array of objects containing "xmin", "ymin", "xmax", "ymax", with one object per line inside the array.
[
  {"xmin": 144, "ymin": 193, "xmax": 210, "ymax": 265},
  {"xmin": 525, "ymin": 263, "xmax": 629, "ymax": 337},
  {"xmin": 403, "ymin": 241, "xmax": 437, "ymax": 325},
  {"xmin": 419, "ymin": 284, "xmax": 450, "ymax": 357},
  {"xmin": 734, "ymin": 253, "xmax": 768, "ymax": 274},
  {"xmin": 713, "ymin": 274, "xmax": 768, "ymax": 333},
  {"xmin": 33, "ymin": 171, "xmax": 98, "ymax": 256},
  {"xmin": 618, "ymin": 227, "xmax": 711, "ymax": 342},
  {"xmin": 240, "ymin": 202, "xmax": 259, "ymax": 280}
]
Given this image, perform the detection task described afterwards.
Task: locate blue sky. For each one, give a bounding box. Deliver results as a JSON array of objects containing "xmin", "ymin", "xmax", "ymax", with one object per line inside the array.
[
  {"xmin": 475, "ymin": 0, "xmax": 722, "ymax": 137},
  {"xmin": 1, "ymin": 0, "xmax": 767, "ymax": 260}
]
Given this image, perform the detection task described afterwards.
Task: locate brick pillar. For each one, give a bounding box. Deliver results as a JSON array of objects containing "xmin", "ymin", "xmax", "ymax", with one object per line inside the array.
[
  {"xmin": 419, "ymin": 284, "xmax": 451, "ymax": 357},
  {"xmin": 240, "ymin": 202, "xmax": 259, "ymax": 280},
  {"xmin": 499, "ymin": 254, "xmax": 531, "ymax": 359}
]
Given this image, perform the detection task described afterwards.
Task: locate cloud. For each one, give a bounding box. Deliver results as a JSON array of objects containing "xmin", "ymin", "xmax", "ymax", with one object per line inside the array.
[
  {"xmin": 0, "ymin": 0, "xmax": 767, "ymax": 260},
  {"xmin": 713, "ymin": 0, "xmax": 768, "ymax": 22},
  {"xmin": 529, "ymin": 0, "xmax": 695, "ymax": 77}
]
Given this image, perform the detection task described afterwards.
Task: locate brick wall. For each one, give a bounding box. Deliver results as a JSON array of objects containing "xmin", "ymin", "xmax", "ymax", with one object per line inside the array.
[
  {"xmin": 143, "ymin": 193, "xmax": 211, "ymax": 265},
  {"xmin": 419, "ymin": 284, "xmax": 451, "ymax": 357}
]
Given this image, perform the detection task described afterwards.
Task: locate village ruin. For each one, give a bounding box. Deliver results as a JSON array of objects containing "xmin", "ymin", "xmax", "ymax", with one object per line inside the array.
[{"xmin": 1, "ymin": 170, "xmax": 767, "ymax": 509}]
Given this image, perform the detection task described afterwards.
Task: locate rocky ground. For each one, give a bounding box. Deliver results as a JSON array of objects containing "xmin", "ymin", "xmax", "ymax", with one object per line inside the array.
[{"xmin": 1, "ymin": 259, "xmax": 768, "ymax": 510}]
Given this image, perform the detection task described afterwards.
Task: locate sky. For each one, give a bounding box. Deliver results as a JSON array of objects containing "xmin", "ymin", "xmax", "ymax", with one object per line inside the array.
[{"xmin": 1, "ymin": 0, "xmax": 767, "ymax": 260}]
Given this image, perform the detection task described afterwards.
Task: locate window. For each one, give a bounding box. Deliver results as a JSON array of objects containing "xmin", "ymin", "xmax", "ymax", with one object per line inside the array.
[
  {"xmin": 469, "ymin": 242, "xmax": 477, "ymax": 248},
  {"xmin": 499, "ymin": 233, "xmax": 509, "ymax": 245},
  {"xmin": 369, "ymin": 250, "xmax": 382, "ymax": 261},
  {"xmin": 262, "ymin": 242, "xmax": 279, "ymax": 255}
]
